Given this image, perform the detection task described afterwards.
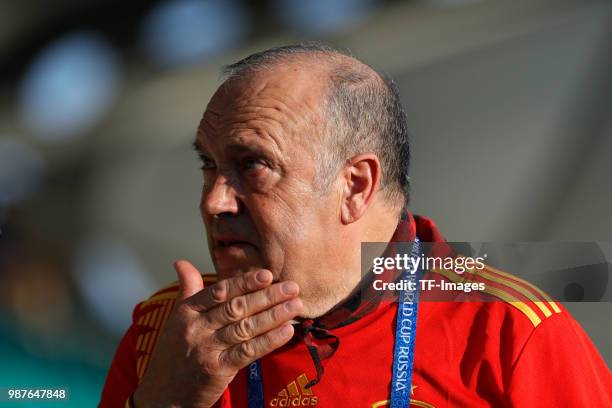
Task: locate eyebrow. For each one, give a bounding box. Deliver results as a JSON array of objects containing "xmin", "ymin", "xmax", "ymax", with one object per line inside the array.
[
  {"xmin": 225, "ymin": 142, "xmax": 271, "ymax": 156},
  {"xmin": 193, "ymin": 136, "xmax": 274, "ymax": 157},
  {"xmin": 193, "ymin": 139, "xmax": 214, "ymax": 159}
]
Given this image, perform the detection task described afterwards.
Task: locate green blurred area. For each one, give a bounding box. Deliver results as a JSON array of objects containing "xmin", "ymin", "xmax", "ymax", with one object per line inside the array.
[{"xmin": 0, "ymin": 319, "xmax": 111, "ymax": 407}]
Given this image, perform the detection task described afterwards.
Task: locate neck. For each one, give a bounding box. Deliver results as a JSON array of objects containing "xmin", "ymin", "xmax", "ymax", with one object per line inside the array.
[
  {"xmin": 300, "ymin": 271, "xmax": 363, "ymax": 318},
  {"xmin": 301, "ymin": 206, "xmax": 402, "ymax": 319}
]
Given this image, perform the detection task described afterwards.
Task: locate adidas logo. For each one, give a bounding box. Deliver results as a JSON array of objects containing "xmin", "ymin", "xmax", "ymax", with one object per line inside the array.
[{"xmin": 269, "ymin": 373, "xmax": 318, "ymax": 407}]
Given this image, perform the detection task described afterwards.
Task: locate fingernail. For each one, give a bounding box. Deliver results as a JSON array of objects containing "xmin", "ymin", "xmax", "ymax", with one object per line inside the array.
[
  {"xmin": 284, "ymin": 298, "xmax": 302, "ymax": 313},
  {"xmin": 280, "ymin": 324, "xmax": 293, "ymax": 337},
  {"xmin": 281, "ymin": 281, "xmax": 298, "ymax": 295},
  {"xmin": 256, "ymin": 270, "xmax": 271, "ymax": 284}
]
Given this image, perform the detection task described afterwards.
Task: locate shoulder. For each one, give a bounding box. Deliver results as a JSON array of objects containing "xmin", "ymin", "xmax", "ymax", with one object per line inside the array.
[
  {"xmin": 427, "ymin": 261, "xmax": 562, "ymax": 328},
  {"xmin": 424, "ymin": 261, "xmax": 572, "ymax": 369}
]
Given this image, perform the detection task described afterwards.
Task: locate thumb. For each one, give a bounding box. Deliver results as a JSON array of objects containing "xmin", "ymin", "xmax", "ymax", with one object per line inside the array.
[{"xmin": 174, "ymin": 260, "xmax": 204, "ymax": 301}]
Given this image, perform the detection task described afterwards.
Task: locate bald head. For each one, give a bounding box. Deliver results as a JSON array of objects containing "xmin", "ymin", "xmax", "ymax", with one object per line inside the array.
[{"xmin": 221, "ymin": 43, "xmax": 411, "ymax": 209}]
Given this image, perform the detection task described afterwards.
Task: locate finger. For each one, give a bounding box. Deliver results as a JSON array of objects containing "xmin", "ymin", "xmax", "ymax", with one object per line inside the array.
[
  {"xmin": 204, "ymin": 281, "xmax": 300, "ymax": 331},
  {"xmin": 175, "ymin": 260, "xmax": 204, "ymax": 301},
  {"xmin": 185, "ymin": 269, "xmax": 274, "ymax": 312},
  {"xmin": 219, "ymin": 324, "xmax": 295, "ymax": 371},
  {"xmin": 214, "ymin": 297, "xmax": 303, "ymax": 346}
]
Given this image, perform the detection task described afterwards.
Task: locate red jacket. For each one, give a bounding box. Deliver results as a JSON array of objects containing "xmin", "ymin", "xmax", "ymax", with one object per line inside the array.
[{"xmin": 100, "ymin": 215, "xmax": 612, "ymax": 407}]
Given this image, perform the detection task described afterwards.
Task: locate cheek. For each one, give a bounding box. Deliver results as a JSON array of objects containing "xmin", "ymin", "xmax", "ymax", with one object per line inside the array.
[
  {"xmin": 250, "ymin": 208, "xmax": 300, "ymax": 274},
  {"xmin": 256, "ymin": 221, "xmax": 291, "ymax": 273},
  {"xmin": 247, "ymin": 182, "xmax": 334, "ymax": 272},
  {"xmin": 260, "ymin": 211, "xmax": 325, "ymax": 278}
]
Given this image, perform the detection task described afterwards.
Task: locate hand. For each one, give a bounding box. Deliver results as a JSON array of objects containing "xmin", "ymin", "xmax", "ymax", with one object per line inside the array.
[{"xmin": 132, "ymin": 260, "xmax": 303, "ymax": 408}]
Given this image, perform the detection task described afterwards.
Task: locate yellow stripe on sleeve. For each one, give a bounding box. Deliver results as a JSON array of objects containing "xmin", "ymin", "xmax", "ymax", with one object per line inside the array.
[
  {"xmin": 462, "ymin": 267, "xmax": 553, "ymax": 318},
  {"xmin": 483, "ymin": 263, "xmax": 561, "ymax": 313},
  {"xmin": 431, "ymin": 267, "xmax": 542, "ymax": 327}
]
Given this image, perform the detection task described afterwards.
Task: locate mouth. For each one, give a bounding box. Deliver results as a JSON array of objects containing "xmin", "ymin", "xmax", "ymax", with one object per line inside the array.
[
  {"xmin": 218, "ymin": 240, "xmax": 249, "ymax": 247},
  {"xmin": 214, "ymin": 237, "xmax": 255, "ymax": 249},
  {"xmin": 211, "ymin": 234, "xmax": 259, "ymax": 269}
]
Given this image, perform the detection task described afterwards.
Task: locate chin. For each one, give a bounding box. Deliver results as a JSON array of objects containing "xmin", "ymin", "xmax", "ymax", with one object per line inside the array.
[
  {"xmin": 293, "ymin": 291, "xmax": 330, "ymax": 319},
  {"xmin": 297, "ymin": 303, "xmax": 329, "ymax": 319},
  {"xmin": 214, "ymin": 259, "xmax": 266, "ymax": 279}
]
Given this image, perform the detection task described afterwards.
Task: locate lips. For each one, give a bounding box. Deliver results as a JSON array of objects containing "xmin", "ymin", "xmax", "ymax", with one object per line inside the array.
[
  {"xmin": 213, "ymin": 236, "xmax": 255, "ymax": 249},
  {"xmin": 217, "ymin": 239, "xmax": 250, "ymax": 247}
]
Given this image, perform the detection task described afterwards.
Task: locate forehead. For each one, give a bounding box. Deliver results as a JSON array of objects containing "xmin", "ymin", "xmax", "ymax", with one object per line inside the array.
[{"xmin": 197, "ymin": 65, "xmax": 329, "ymax": 153}]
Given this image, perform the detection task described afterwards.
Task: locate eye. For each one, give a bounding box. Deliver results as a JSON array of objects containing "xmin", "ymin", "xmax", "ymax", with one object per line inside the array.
[
  {"xmin": 198, "ymin": 155, "xmax": 216, "ymax": 170},
  {"xmin": 241, "ymin": 157, "xmax": 268, "ymax": 172}
]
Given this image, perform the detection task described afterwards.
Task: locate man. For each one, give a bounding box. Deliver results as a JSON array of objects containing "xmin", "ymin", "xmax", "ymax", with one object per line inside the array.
[{"xmin": 100, "ymin": 43, "xmax": 611, "ymax": 407}]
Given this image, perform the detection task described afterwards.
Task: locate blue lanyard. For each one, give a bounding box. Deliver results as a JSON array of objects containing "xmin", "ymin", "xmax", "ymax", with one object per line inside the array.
[
  {"xmin": 247, "ymin": 360, "xmax": 263, "ymax": 408},
  {"xmin": 247, "ymin": 359, "xmax": 264, "ymax": 408},
  {"xmin": 390, "ymin": 238, "xmax": 421, "ymax": 408},
  {"xmin": 248, "ymin": 239, "xmax": 421, "ymax": 408}
]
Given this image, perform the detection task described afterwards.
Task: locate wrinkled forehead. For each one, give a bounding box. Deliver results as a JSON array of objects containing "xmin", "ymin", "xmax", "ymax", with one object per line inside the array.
[
  {"xmin": 198, "ymin": 66, "xmax": 329, "ymax": 147},
  {"xmin": 226, "ymin": 61, "xmax": 328, "ymax": 99},
  {"xmin": 217, "ymin": 66, "xmax": 328, "ymax": 108}
]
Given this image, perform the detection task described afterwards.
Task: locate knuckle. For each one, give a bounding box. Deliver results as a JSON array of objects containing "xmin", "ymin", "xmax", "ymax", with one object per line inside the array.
[
  {"xmin": 175, "ymin": 301, "xmax": 193, "ymax": 316},
  {"xmin": 259, "ymin": 332, "xmax": 275, "ymax": 350},
  {"xmin": 225, "ymin": 296, "xmax": 246, "ymax": 320},
  {"xmin": 182, "ymin": 322, "xmax": 198, "ymax": 342},
  {"xmin": 269, "ymin": 304, "xmax": 283, "ymax": 322},
  {"xmin": 234, "ymin": 318, "xmax": 253, "ymax": 341},
  {"xmin": 218, "ymin": 349, "xmax": 239, "ymax": 370},
  {"xmin": 199, "ymin": 309, "xmax": 213, "ymax": 327},
  {"xmin": 200, "ymin": 355, "xmax": 221, "ymax": 374},
  {"xmin": 210, "ymin": 282, "xmax": 226, "ymax": 303},
  {"xmin": 239, "ymin": 341, "xmax": 257, "ymax": 360},
  {"xmin": 216, "ymin": 352, "xmax": 230, "ymax": 370}
]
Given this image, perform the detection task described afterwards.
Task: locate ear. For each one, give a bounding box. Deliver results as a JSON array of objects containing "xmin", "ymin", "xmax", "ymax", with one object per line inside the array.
[{"xmin": 340, "ymin": 153, "xmax": 381, "ymax": 224}]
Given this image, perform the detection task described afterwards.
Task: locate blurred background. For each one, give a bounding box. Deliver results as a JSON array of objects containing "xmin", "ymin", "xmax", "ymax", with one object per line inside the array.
[{"xmin": 0, "ymin": 0, "xmax": 611, "ymax": 405}]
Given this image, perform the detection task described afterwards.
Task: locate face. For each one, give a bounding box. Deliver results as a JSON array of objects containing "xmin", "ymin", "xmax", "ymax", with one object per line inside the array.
[{"xmin": 195, "ymin": 66, "xmax": 351, "ymax": 316}]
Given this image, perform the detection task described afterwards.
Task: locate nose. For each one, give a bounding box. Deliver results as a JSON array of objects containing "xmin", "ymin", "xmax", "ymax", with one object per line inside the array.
[{"xmin": 201, "ymin": 174, "xmax": 241, "ymax": 217}]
